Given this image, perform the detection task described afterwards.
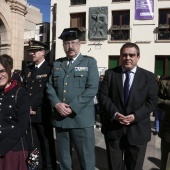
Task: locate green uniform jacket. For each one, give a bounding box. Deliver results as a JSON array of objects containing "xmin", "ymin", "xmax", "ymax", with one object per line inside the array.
[{"xmin": 46, "ymin": 54, "xmax": 99, "ymax": 128}]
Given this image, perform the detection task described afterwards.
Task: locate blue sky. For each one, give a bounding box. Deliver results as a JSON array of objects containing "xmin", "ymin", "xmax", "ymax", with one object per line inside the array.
[{"xmin": 27, "ymin": 0, "xmax": 50, "ymax": 22}]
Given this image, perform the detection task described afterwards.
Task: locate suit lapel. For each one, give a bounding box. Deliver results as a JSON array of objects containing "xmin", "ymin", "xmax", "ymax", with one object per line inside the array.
[
  {"xmin": 31, "ymin": 64, "xmax": 37, "ymax": 78},
  {"xmin": 116, "ymin": 67, "xmax": 124, "ymax": 105}
]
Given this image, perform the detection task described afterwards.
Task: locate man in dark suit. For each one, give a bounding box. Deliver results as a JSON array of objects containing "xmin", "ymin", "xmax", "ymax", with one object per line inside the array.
[
  {"xmin": 23, "ymin": 40, "xmax": 55, "ymax": 170},
  {"xmin": 99, "ymin": 42, "xmax": 158, "ymax": 170},
  {"xmin": 46, "ymin": 27, "xmax": 99, "ymax": 170}
]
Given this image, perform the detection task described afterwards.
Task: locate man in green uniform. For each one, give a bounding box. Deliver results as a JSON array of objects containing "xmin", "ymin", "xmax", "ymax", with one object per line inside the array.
[{"xmin": 46, "ymin": 27, "xmax": 99, "ymax": 170}]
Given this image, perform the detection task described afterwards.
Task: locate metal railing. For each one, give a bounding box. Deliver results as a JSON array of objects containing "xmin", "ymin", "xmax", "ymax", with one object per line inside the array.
[
  {"xmin": 110, "ymin": 29, "xmax": 130, "ymax": 41},
  {"xmin": 157, "ymin": 27, "xmax": 170, "ymax": 40}
]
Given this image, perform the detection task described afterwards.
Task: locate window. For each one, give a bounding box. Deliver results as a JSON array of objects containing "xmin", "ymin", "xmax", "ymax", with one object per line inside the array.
[
  {"xmin": 70, "ymin": 13, "xmax": 86, "ymax": 41},
  {"xmin": 155, "ymin": 56, "xmax": 170, "ymax": 75},
  {"xmin": 39, "ymin": 26, "xmax": 44, "ymax": 34},
  {"xmin": 71, "ymin": 0, "xmax": 86, "ymax": 5},
  {"xmin": 158, "ymin": 9, "xmax": 170, "ymax": 40},
  {"xmin": 109, "ymin": 56, "xmax": 120, "ymax": 69},
  {"xmin": 109, "ymin": 10, "xmax": 130, "ymax": 41}
]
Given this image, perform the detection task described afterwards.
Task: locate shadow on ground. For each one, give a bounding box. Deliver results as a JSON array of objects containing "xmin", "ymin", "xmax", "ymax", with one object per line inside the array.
[{"xmin": 148, "ymin": 156, "xmax": 161, "ymax": 169}]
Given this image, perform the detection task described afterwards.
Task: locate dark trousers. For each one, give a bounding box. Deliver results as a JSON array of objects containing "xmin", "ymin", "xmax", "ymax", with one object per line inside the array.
[
  {"xmin": 104, "ymin": 134, "xmax": 147, "ymax": 170},
  {"xmin": 55, "ymin": 127, "xmax": 95, "ymax": 170},
  {"xmin": 32, "ymin": 123, "xmax": 56, "ymax": 170},
  {"xmin": 160, "ymin": 139, "xmax": 170, "ymax": 170}
]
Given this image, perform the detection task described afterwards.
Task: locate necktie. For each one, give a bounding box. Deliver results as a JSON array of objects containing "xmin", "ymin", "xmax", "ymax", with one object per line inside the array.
[
  {"xmin": 67, "ymin": 58, "xmax": 73, "ymax": 70},
  {"xmin": 124, "ymin": 71, "xmax": 130, "ymax": 105}
]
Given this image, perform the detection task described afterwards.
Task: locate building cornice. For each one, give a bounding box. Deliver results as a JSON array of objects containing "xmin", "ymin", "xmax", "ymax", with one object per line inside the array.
[{"xmin": 7, "ymin": 0, "xmax": 27, "ymax": 16}]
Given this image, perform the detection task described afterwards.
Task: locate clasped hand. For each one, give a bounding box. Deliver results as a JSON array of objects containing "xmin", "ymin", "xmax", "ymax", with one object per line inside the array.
[
  {"xmin": 55, "ymin": 102, "xmax": 72, "ymax": 117},
  {"xmin": 30, "ymin": 107, "xmax": 36, "ymax": 115},
  {"xmin": 115, "ymin": 113, "xmax": 135, "ymax": 125}
]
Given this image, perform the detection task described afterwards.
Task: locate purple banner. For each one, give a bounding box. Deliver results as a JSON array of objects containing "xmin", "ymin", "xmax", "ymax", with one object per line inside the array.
[{"xmin": 135, "ymin": 0, "xmax": 154, "ymax": 20}]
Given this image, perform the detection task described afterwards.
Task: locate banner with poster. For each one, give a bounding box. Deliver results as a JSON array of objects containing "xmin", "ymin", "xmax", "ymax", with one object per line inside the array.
[{"xmin": 135, "ymin": 0, "xmax": 154, "ymax": 20}]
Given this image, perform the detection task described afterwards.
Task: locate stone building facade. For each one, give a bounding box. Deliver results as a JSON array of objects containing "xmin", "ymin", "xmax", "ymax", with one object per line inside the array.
[
  {"xmin": 0, "ymin": 0, "xmax": 42, "ymax": 69},
  {"xmin": 50, "ymin": 0, "xmax": 170, "ymax": 76}
]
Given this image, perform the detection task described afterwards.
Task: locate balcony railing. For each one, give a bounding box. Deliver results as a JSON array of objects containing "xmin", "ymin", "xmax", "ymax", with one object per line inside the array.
[
  {"xmin": 108, "ymin": 25, "xmax": 130, "ymax": 41},
  {"xmin": 157, "ymin": 26, "xmax": 170, "ymax": 40}
]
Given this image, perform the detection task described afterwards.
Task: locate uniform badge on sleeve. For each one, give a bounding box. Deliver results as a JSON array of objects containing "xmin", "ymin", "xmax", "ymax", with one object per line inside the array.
[
  {"xmin": 36, "ymin": 74, "xmax": 47, "ymax": 79},
  {"xmin": 53, "ymin": 67, "xmax": 61, "ymax": 70},
  {"xmin": 74, "ymin": 67, "xmax": 88, "ymax": 71}
]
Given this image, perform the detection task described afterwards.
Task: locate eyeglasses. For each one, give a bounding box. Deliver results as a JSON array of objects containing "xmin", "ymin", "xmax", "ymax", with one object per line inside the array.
[
  {"xmin": 29, "ymin": 50, "xmax": 40, "ymax": 55},
  {"xmin": 121, "ymin": 53, "xmax": 137, "ymax": 58},
  {"xmin": 63, "ymin": 41, "xmax": 80, "ymax": 47},
  {"xmin": 0, "ymin": 69, "xmax": 7, "ymax": 76}
]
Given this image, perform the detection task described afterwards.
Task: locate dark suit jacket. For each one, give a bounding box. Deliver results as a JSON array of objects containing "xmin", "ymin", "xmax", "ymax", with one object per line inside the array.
[
  {"xmin": 23, "ymin": 61, "xmax": 52, "ymax": 123},
  {"xmin": 46, "ymin": 54, "xmax": 99, "ymax": 128},
  {"xmin": 99, "ymin": 66, "xmax": 158, "ymax": 145}
]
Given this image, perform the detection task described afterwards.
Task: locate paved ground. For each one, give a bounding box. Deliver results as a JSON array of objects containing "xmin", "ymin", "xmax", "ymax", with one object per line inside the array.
[{"xmin": 71, "ymin": 115, "xmax": 161, "ymax": 170}]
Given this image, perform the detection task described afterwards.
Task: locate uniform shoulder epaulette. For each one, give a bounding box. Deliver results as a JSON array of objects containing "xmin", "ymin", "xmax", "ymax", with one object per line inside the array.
[
  {"xmin": 83, "ymin": 55, "xmax": 94, "ymax": 59},
  {"xmin": 55, "ymin": 57, "xmax": 66, "ymax": 62}
]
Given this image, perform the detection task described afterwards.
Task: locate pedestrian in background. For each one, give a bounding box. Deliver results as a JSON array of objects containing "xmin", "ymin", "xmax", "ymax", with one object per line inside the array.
[
  {"xmin": 153, "ymin": 75, "xmax": 162, "ymax": 135},
  {"xmin": 46, "ymin": 27, "xmax": 99, "ymax": 170},
  {"xmin": 99, "ymin": 42, "xmax": 158, "ymax": 170},
  {"xmin": 0, "ymin": 57, "xmax": 31, "ymax": 170},
  {"xmin": 23, "ymin": 40, "xmax": 55, "ymax": 170},
  {"xmin": 157, "ymin": 76, "xmax": 170, "ymax": 170}
]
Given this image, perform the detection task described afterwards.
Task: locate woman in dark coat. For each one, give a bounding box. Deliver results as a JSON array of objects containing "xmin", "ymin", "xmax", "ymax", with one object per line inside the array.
[{"xmin": 0, "ymin": 57, "xmax": 31, "ymax": 170}]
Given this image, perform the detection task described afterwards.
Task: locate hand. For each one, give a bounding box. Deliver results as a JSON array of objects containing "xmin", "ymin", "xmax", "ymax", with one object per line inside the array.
[
  {"xmin": 30, "ymin": 111, "xmax": 36, "ymax": 115},
  {"xmin": 125, "ymin": 114, "xmax": 135, "ymax": 123},
  {"xmin": 30, "ymin": 107, "xmax": 36, "ymax": 115},
  {"xmin": 55, "ymin": 102, "xmax": 72, "ymax": 117},
  {"xmin": 115, "ymin": 113, "xmax": 130, "ymax": 125}
]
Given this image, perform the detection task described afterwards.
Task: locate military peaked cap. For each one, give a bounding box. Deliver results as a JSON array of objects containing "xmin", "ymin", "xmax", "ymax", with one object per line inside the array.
[
  {"xmin": 28, "ymin": 40, "xmax": 48, "ymax": 51},
  {"xmin": 58, "ymin": 27, "xmax": 82, "ymax": 41}
]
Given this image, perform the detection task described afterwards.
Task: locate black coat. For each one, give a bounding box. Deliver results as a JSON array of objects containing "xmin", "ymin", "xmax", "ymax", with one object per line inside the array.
[
  {"xmin": 99, "ymin": 66, "xmax": 158, "ymax": 145},
  {"xmin": 23, "ymin": 61, "xmax": 52, "ymax": 123},
  {"xmin": 0, "ymin": 84, "xmax": 31, "ymax": 156}
]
